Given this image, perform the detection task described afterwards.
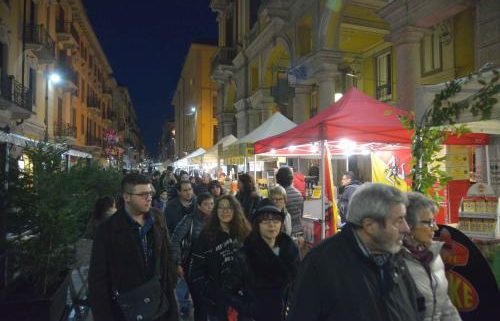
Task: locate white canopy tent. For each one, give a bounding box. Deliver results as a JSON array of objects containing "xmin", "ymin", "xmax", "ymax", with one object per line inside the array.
[
  {"xmin": 173, "ymin": 147, "xmax": 206, "ymax": 168},
  {"xmin": 191, "ymin": 134, "xmax": 237, "ymax": 167}
]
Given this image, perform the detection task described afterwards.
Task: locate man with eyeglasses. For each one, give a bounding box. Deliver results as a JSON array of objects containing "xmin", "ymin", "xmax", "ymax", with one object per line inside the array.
[
  {"xmin": 288, "ymin": 183, "xmax": 423, "ymax": 321},
  {"xmin": 89, "ymin": 173, "xmax": 178, "ymax": 321}
]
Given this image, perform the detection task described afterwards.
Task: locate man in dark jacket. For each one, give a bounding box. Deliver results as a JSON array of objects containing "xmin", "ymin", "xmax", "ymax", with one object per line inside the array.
[
  {"xmin": 88, "ymin": 173, "xmax": 178, "ymax": 321},
  {"xmin": 288, "ymin": 183, "xmax": 423, "ymax": 321},
  {"xmin": 276, "ymin": 167, "xmax": 304, "ymax": 237},
  {"xmin": 164, "ymin": 180, "xmax": 196, "ymax": 234},
  {"xmin": 338, "ymin": 171, "xmax": 361, "ymax": 223}
]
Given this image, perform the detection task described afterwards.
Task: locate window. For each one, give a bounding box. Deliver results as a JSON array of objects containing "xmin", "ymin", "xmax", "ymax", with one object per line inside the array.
[
  {"xmin": 213, "ymin": 125, "xmax": 218, "ymax": 145},
  {"xmin": 297, "ymin": 15, "xmax": 313, "ymax": 57},
  {"xmin": 212, "ymin": 95, "xmax": 217, "ymax": 117},
  {"xmin": 421, "ymin": 28, "xmax": 443, "ymax": 75},
  {"xmin": 57, "ymin": 98, "xmax": 63, "ymax": 126},
  {"xmin": 250, "ymin": 64, "xmax": 259, "ymax": 93},
  {"xmin": 375, "ymin": 51, "xmax": 392, "ymax": 101}
]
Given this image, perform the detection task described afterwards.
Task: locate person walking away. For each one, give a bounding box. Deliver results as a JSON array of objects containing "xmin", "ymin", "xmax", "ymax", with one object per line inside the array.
[
  {"xmin": 235, "ymin": 173, "xmax": 261, "ymax": 221},
  {"xmin": 171, "ymin": 193, "xmax": 214, "ymax": 321},
  {"xmin": 402, "ymin": 192, "xmax": 462, "ymax": 321},
  {"xmin": 287, "ymin": 183, "xmax": 423, "ymax": 321},
  {"xmin": 338, "ymin": 171, "xmax": 361, "ymax": 224},
  {"xmin": 195, "ymin": 173, "xmax": 211, "ymax": 196},
  {"xmin": 275, "ymin": 167, "xmax": 304, "ymax": 241},
  {"xmin": 231, "ymin": 199, "xmax": 299, "ymax": 321},
  {"xmin": 269, "ymin": 186, "xmax": 292, "ymax": 236},
  {"xmin": 84, "ymin": 196, "xmax": 117, "ymax": 240},
  {"xmin": 189, "ymin": 195, "xmax": 251, "ymax": 321},
  {"xmin": 88, "ymin": 173, "xmax": 178, "ymax": 321}
]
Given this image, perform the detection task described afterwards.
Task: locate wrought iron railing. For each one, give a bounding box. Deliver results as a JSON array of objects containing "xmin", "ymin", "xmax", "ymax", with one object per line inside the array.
[
  {"xmin": 53, "ymin": 122, "xmax": 76, "ymax": 138},
  {"xmin": 56, "ymin": 21, "xmax": 80, "ymax": 44},
  {"xmin": 24, "ymin": 24, "xmax": 55, "ymax": 52},
  {"xmin": 0, "ymin": 73, "xmax": 32, "ymax": 111}
]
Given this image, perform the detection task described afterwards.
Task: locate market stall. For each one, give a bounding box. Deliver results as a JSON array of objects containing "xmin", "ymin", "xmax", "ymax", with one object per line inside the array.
[
  {"xmin": 222, "ymin": 112, "xmax": 296, "ymax": 187},
  {"xmin": 255, "ymin": 87, "xmax": 489, "ymax": 242},
  {"xmin": 190, "ymin": 134, "xmax": 237, "ymax": 172},
  {"xmin": 172, "ymin": 147, "xmax": 206, "ymax": 171}
]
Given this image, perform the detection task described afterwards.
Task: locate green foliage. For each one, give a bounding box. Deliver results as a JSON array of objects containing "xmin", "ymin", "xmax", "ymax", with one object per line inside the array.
[
  {"xmin": 4, "ymin": 142, "xmax": 122, "ymax": 296},
  {"xmin": 401, "ymin": 67, "xmax": 499, "ymax": 200}
]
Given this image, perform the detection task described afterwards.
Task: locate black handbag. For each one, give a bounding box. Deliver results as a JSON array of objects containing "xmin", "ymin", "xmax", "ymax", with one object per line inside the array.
[
  {"xmin": 180, "ymin": 217, "xmax": 194, "ymax": 268},
  {"xmin": 114, "ymin": 275, "xmax": 168, "ymax": 321}
]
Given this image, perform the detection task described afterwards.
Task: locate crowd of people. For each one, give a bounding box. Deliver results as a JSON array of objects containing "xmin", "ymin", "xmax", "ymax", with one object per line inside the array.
[{"xmin": 85, "ymin": 166, "xmax": 461, "ymax": 321}]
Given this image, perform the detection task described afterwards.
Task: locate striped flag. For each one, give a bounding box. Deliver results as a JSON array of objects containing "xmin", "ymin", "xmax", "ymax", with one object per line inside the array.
[{"xmin": 323, "ymin": 144, "xmax": 339, "ymax": 236}]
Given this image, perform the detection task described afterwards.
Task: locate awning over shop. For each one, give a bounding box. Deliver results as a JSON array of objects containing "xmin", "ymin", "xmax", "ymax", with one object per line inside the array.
[
  {"xmin": 255, "ymin": 88, "xmax": 489, "ymax": 155},
  {"xmin": 0, "ymin": 131, "xmax": 92, "ymax": 158},
  {"xmin": 224, "ymin": 112, "xmax": 296, "ymax": 164}
]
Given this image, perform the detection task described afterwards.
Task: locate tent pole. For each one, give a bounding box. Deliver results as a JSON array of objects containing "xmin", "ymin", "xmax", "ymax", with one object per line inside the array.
[
  {"xmin": 486, "ymin": 145, "xmax": 491, "ymax": 185},
  {"xmin": 320, "ymin": 140, "xmax": 326, "ymax": 240},
  {"xmin": 346, "ymin": 155, "xmax": 349, "ymax": 171},
  {"xmin": 254, "ymin": 154, "xmax": 257, "ymax": 181}
]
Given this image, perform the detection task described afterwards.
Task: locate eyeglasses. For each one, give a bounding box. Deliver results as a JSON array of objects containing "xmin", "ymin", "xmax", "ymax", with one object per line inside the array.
[
  {"xmin": 419, "ymin": 219, "xmax": 437, "ymax": 228},
  {"xmin": 218, "ymin": 206, "xmax": 234, "ymax": 212},
  {"xmin": 127, "ymin": 191, "xmax": 155, "ymax": 200}
]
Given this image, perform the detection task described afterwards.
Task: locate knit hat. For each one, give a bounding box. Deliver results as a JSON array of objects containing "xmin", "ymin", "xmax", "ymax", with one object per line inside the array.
[{"xmin": 253, "ymin": 198, "xmax": 285, "ymax": 222}]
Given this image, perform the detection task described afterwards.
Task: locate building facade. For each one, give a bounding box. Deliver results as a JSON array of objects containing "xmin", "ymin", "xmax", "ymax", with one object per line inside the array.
[
  {"xmin": 210, "ymin": 0, "xmax": 498, "ymax": 139},
  {"xmin": 0, "ymin": 0, "xmax": 142, "ymax": 164},
  {"xmin": 172, "ymin": 43, "xmax": 218, "ymax": 158}
]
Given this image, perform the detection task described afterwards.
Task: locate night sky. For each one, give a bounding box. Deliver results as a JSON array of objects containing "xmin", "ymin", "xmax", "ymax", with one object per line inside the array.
[{"xmin": 83, "ymin": 0, "xmax": 218, "ymax": 158}]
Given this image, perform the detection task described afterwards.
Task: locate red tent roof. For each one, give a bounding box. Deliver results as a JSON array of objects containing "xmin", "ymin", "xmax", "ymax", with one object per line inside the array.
[{"xmin": 255, "ymin": 87, "xmax": 488, "ymax": 154}]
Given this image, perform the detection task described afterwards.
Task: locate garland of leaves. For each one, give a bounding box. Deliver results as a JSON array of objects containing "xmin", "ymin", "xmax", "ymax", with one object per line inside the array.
[{"xmin": 400, "ymin": 66, "xmax": 499, "ymax": 200}]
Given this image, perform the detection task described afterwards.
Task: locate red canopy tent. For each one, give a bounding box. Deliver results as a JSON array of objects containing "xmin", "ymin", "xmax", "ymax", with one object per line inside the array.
[
  {"xmin": 254, "ymin": 87, "xmax": 488, "ymax": 240},
  {"xmin": 255, "ymin": 87, "xmax": 488, "ymax": 154}
]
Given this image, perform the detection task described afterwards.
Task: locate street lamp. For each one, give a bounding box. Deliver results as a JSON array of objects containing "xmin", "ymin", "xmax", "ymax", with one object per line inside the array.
[
  {"xmin": 44, "ymin": 68, "xmax": 61, "ymax": 142},
  {"xmin": 190, "ymin": 106, "xmax": 197, "ymax": 150}
]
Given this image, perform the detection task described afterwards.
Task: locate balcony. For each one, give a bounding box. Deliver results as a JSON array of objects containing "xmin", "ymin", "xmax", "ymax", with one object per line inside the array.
[
  {"xmin": 0, "ymin": 73, "xmax": 33, "ymax": 119},
  {"xmin": 55, "ymin": 63, "xmax": 78, "ymax": 93},
  {"xmin": 56, "ymin": 21, "xmax": 79, "ymax": 50},
  {"xmin": 53, "ymin": 122, "xmax": 77, "ymax": 143},
  {"xmin": 24, "ymin": 25, "xmax": 55, "ymax": 64},
  {"xmin": 211, "ymin": 47, "xmax": 236, "ymax": 81},
  {"xmin": 87, "ymin": 96, "xmax": 100, "ymax": 115}
]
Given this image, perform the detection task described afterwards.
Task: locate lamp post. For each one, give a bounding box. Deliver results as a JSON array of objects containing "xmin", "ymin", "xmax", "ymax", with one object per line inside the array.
[
  {"xmin": 191, "ymin": 106, "xmax": 197, "ymax": 150},
  {"xmin": 44, "ymin": 67, "xmax": 61, "ymax": 142}
]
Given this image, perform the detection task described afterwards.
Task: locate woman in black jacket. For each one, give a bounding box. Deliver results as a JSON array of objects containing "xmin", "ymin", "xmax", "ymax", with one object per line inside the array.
[
  {"xmin": 235, "ymin": 173, "xmax": 261, "ymax": 221},
  {"xmin": 189, "ymin": 195, "xmax": 251, "ymax": 321},
  {"xmin": 232, "ymin": 198, "xmax": 300, "ymax": 321}
]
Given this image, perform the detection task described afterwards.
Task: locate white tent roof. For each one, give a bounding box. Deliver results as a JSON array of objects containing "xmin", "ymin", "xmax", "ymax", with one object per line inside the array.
[
  {"xmin": 229, "ymin": 112, "xmax": 296, "ymax": 147},
  {"xmin": 173, "ymin": 147, "xmax": 206, "ymax": 167},
  {"xmin": 204, "ymin": 135, "xmax": 238, "ymax": 162}
]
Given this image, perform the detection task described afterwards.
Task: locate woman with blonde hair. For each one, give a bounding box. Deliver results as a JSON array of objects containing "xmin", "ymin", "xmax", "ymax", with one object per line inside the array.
[{"xmin": 269, "ymin": 185, "xmax": 292, "ymax": 236}]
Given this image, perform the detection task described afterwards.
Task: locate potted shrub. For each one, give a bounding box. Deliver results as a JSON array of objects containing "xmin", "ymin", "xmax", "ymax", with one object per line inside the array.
[{"xmin": 0, "ymin": 142, "xmax": 121, "ymax": 321}]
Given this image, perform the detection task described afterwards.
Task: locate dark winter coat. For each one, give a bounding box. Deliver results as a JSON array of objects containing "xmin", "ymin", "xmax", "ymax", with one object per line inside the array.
[
  {"xmin": 232, "ymin": 233, "xmax": 300, "ymax": 321},
  {"xmin": 170, "ymin": 209, "xmax": 210, "ymax": 272},
  {"xmin": 338, "ymin": 180, "xmax": 361, "ymax": 222},
  {"xmin": 287, "ymin": 224, "xmax": 423, "ymax": 321},
  {"xmin": 283, "ymin": 185, "xmax": 304, "ymax": 235},
  {"xmin": 164, "ymin": 196, "xmax": 196, "ymax": 234},
  {"xmin": 236, "ymin": 192, "xmax": 261, "ymax": 221},
  {"xmin": 190, "ymin": 230, "xmax": 243, "ymax": 321},
  {"xmin": 88, "ymin": 208, "xmax": 178, "ymax": 321}
]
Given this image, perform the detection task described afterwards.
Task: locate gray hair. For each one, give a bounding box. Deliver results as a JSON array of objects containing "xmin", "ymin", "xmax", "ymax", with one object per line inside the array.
[
  {"xmin": 347, "ymin": 183, "xmax": 408, "ymax": 226},
  {"xmin": 405, "ymin": 192, "xmax": 437, "ymax": 229},
  {"xmin": 269, "ymin": 185, "xmax": 287, "ymax": 200}
]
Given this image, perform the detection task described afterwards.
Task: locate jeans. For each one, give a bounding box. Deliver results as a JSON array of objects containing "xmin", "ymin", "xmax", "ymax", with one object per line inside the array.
[{"xmin": 176, "ymin": 278, "xmax": 191, "ymax": 314}]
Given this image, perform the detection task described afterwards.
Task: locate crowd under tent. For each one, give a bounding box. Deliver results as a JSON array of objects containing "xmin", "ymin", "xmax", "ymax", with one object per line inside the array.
[
  {"xmin": 173, "ymin": 147, "xmax": 206, "ymax": 169},
  {"xmin": 191, "ymin": 134, "xmax": 237, "ymax": 170}
]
